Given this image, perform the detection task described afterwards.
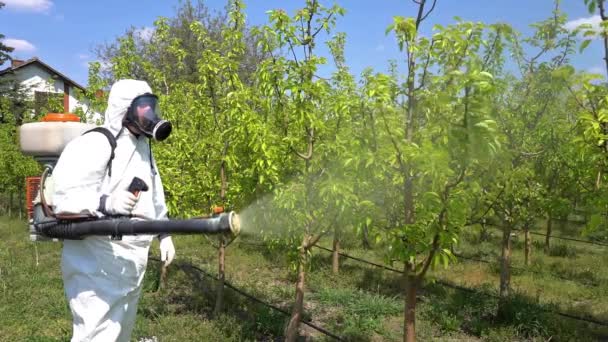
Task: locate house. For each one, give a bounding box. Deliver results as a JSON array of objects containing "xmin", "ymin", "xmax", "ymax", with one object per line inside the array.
[{"xmin": 0, "ymin": 57, "xmax": 101, "ymax": 121}]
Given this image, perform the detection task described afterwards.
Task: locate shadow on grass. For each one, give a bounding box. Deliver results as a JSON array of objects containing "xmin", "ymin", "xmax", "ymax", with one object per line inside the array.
[
  {"xmin": 306, "ymin": 253, "xmax": 608, "ymax": 341},
  {"xmin": 142, "ymin": 260, "xmax": 298, "ymax": 341},
  {"xmin": 420, "ymin": 281, "xmax": 608, "ymax": 341}
]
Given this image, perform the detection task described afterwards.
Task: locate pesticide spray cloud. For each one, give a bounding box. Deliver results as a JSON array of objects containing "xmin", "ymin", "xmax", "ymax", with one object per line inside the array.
[
  {"xmin": 234, "ymin": 163, "xmax": 384, "ymax": 242},
  {"xmin": 236, "ymin": 191, "xmax": 296, "ymax": 239}
]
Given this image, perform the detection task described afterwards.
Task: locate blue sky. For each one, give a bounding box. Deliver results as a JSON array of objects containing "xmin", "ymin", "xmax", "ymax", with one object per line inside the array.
[{"xmin": 0, "ymin": 0, "xmax": 604, "ymax": 87}]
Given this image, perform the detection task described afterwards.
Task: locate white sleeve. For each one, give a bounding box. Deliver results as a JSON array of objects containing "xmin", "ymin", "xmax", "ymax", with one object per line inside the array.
[
  {"xmin": 151, "ymin": 158, "xmax": 169, "ymax": 220},
  {"xmin": 51, "ymin": 133, "xmax": 112, "ymax": 216}
]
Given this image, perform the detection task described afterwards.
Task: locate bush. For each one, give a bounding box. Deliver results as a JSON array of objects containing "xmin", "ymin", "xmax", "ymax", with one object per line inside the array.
[
  {"xmin": 548, "ymin": 262, "xmax": 599, "ymax": 286},
  {"xmin": 422, "ymin": 283, "xmax": 496, "ymax": 336},
  {"xmin": 314, "ymin": 288, "xmax": 401, "ymax": 339},
  {"xmin": 584, "ymin": 229, "xmax": 608, "ymax": 244},
  {"xmin": 482, "ymin": 326, "xmax": 521, "ymax": 342},
  {"xmin": 548, "ymin": 243, "xmax": 577, "ymax": 258},
  {"xmin": 488, "ymin": 259, "xmax": 525, "ymax": 277},
  {"xmin": 532, "ymin": 239, "xmax": 545, "ymax": 251},
  {"xmin": 497, "ymin": 292, "xmax": 550, "ymax": 339},
  {"xmin": 423, "ymin": 301, "xmax": 464, "ymax": 333}
]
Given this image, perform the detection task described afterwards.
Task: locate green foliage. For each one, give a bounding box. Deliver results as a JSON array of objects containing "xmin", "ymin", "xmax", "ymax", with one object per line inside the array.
[
  {"xmin": 72, "ymin": 62, "xmax": 108, "ymax": 124},
  {"xmin": 497, "ymin": 293, "xmax": 552, "ymax": 338},
  {"xmin": 4, "ymin": 0, "xmax": 608, "ymax": 339},
  {"xmin": 547, "ymin": 243, "xmax": 577, "ymax": 258},
  {"xmin": 313, "ymin": 287, "xmax": 401, "ymax": 338},
  {"xmin": 0, "ymin": 2, "xmax": 14, "ymax": 67},
  {"xmin": 0, "ymin": 74, "xmax": 32, "ymax": 125},
  {"xmin": 0, "ymin": 21, "xmax": 40, "ymax": 214},
  {"xmin": 369, "ymin": 12, "xmax": 507, "ymax": 277},
  {"xmin": 93, "ymin": 0, "xmax": 267, "ymax": 86},
  {"xmin": 3, "ymin": 215, "xmax": 608, "ymax": 341},
  {"xmin": 422, "ymin": 284, "xmax": 497, "ymax": 334}
]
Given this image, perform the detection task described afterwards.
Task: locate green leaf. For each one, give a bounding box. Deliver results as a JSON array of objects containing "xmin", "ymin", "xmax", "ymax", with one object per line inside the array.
[{"xmin": 580, "ymin": 39, "xmax": 592, "ymax": 53}]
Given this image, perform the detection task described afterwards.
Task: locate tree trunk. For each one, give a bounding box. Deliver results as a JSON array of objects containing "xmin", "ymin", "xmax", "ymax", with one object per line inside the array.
[
  {"xmin": 404, "ymin": 264, "xmax": 417, "ymax": 342},
  {"xmin": 215, "ymin": 149, "xmax": 228, "ymax": 316},
  {"xmin": 8, "ymin": 192, "xmax": 13, "ymax": 218},
  {"xmin": 558, "ymin": 217, "xmax": 567, "ymax": 236},
  {"xmin": 524, "ymin": 225, "xmax": 531, "ymax": 266},
  {"xmin": 480, "ymin": 218, "xmax": 489, "ymax": 241},
  {"xmin": 498, "ymin": 224, "xmax": 512, "ymax": 318},
  {"xmin": 157, "ymin": 264, "xmax": 168, "ymax": 291},
  {"xmin": 214, "ymin": 237, "xmax": 226, "ymax": 316},
  {"xmin": 285, "ymin": 245, "xmax": 307, "ymax": 342},
  {"xmin": 332, "ymin": 231, "xmax": 340, "ymax": 274},
  {"xmin": 544, "ymin": 215, "xmax": 552, "ymax": 254},
  {"xmin": 598, "ymin": 0, "xmax": 608, "ymax": 83},
  {"xmin": 34, "ymin": 244, "xmax": 39, "ymax": 267},
  {"xmin": 18, "ymin": 190, "xmax": 23, "ymax": 220},
  {"xmin": 362, "ymin": 222, "xmax": 371, "ymax": 249}
]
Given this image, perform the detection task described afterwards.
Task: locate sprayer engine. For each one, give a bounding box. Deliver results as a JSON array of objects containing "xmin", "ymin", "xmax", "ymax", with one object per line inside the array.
[{"xmin": 19, "ymin": 113, "xmax": 96, "ymax": 241}]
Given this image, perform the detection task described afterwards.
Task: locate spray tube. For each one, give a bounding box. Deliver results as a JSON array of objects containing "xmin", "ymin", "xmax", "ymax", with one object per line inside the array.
[{"xmin": 32, "ymin": 177, "xmax": 241, "ymax": 240}]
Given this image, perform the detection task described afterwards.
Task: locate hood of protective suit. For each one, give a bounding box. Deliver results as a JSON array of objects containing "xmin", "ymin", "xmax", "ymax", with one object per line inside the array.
[{"xmin": 104, "ymin": 79, "xmax": 153, "ymax": 135}]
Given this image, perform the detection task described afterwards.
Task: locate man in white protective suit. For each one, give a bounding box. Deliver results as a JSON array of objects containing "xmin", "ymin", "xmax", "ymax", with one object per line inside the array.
[{"xmin": 52, "ymin": 79, "xmax": 176, "ymax": 341}]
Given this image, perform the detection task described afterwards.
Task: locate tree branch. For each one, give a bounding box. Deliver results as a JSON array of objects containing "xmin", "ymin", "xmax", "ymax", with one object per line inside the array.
[
  {"xmin": 416, "ymin": 233, "xmax": 439, "ymax": 280},
  {"xmin": 414, "ymin": 0, "xmax": 427, "ymax": 29},
  {"xmin": 419, "ymin": 0, "xmax": 437, "ymax": 24},
  {"xmin": 292, "ymin": 127, "xmax": 314, "ymax": 160},
  {"xmin": 311, "ymin": 12, "xmax": 334, "ymax": 38},
  {"xmin": 379, "ymin": 107, "xmax": 406, "ymax": 172},
  {"xmin": 467, "ymin": 186, "xmax": 505, "ymax": 225},
  {"xmin": 414, "ymin": 39, "xmax": 435, "ymax": 91},
  {"xmin": 307, "ymin": 229, "xmax": 329, "ymax": 249}
]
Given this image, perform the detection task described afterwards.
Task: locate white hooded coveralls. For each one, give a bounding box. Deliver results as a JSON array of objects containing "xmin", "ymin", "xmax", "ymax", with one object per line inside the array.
[{"xmin": 52, "ymin": 80, "xmax": 168, "ymax": 342}]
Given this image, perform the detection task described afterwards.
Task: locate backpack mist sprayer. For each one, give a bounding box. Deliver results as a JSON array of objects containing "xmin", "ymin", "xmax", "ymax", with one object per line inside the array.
[{"xmin": 19, "ymin": 113, "xmax": 241, "ymax": 241}]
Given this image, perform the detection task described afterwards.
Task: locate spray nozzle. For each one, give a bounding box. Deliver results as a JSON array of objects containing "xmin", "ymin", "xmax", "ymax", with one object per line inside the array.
[
  {"xmin": 227, "ymin": 211, "xmax": 241, "ymax": 236},
  {"xmin": 209, "ymin": 206, "xmax": 239, "ymax": 236}
]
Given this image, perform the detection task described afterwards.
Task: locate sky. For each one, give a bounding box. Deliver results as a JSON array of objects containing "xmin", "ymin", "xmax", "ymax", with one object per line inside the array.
[{"xmin": 0, "ymin": 0, "xmax": 605, "ymax": 87}]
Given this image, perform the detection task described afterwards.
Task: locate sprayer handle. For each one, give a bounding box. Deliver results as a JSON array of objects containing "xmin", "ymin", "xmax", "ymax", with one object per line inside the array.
[{"xmin": 128, "ymin": 177, "xmax": 149, "ymax": 197}]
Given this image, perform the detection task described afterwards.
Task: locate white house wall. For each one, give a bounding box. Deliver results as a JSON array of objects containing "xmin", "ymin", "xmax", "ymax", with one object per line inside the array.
[
  {"xmin": 15, "ymin": 64, "xmax": 61, "ymax": 96},
  {"xmin": 11, "ymin": 64, "xmax": 102, "ymax": 123}
]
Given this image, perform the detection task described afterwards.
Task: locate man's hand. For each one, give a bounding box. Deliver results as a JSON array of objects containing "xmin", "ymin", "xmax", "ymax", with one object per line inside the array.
[
  {"xmin": 159, "ymin": 235, "xmax": 175, "ymax": 266},
  {"xmin": 104, "ymin": 190, "xmax": 138, "ymax": 215}
]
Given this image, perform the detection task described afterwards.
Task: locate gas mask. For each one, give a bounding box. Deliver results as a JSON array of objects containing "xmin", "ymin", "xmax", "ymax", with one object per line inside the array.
[{"xmin": 123, "ymin": 93, "xmax": 172, "ymax": 141}]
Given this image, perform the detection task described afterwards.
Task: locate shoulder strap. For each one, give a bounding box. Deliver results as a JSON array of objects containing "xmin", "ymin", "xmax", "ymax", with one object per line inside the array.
[{"xmin": 83, "ymin": 127, "xmax": 117, "ymax": 177}]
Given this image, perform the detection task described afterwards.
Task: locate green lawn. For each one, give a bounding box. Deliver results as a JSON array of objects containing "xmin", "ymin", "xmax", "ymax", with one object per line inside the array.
[{"xmin": 1, "ymin": 216, "xmax": 607, "ymax": 341}]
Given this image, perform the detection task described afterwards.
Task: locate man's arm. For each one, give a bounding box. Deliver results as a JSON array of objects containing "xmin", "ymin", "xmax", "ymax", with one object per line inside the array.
[
  {"xmin": 151, "ymin": 158, "xmax": 175, "ymax": 265},
  {"xmin": 151, "ymin": 158, "xmax": 168, "ymax": 220},
  {"xmin": 52, "ymin": 133, "xmax": 113, "ymax": 216}
]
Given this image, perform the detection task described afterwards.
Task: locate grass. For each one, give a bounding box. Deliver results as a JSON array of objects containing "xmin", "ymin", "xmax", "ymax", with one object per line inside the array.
[{"xmin": 1, "ymin": 215, "xmax": 608, "ymax": 341}]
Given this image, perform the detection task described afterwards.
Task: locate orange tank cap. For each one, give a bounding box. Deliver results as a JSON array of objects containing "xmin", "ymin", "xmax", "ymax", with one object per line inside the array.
[{"xmin": 41, "ymin": 113, "xmax": 81, "ymax": 122}]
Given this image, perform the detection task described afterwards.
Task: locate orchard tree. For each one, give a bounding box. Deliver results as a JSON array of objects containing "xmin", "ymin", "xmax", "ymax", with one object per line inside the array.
[
  {"xmin": 370, "ymin": 1, "xmax": 505, "ymax": 340},
  {"xmin": 480, "ymin": 2, "xmax": 577, "ymax": 314},
  {"xmin": 97, "ymin": 0, "xmax": 273, "ymax": 315},
  {"xmin": 568, "ymin": 0, "xmax": 608, "ymax": 240},
  {"xmin": 251, "ymin": 1, "xmax": 359, "ymax": 340},
  {"xmin": 93, "ymin": 0, "xmax": 266, "ymax": 87},
  {"xmin": 533, "ymin": 90, "xmax": 589, "ymax": 254}
]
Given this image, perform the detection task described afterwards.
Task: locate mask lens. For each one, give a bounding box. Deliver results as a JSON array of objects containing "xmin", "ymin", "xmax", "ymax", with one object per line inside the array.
[
  {"xmin": 132, "ymin": 96, "xmax": 160, "ymax": 126},
  {"xmin": 127, "ymin": 94, "xmax": 171, "ymax": 140}
]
